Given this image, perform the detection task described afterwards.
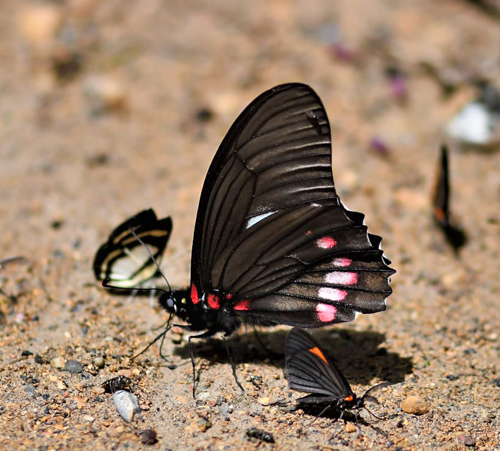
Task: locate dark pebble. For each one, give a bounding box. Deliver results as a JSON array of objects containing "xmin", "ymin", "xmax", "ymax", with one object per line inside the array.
[
  {"xmin": 34, "ymin": 354, "xmax": 46, "ymax": 364},
  {"xmin": 21, "ymin": 350, "xmax": 33, "ymax": 357},
  {"xmin": 24, "ymin": 384, "xmax": 37, "ymax": 397},
  {"xmin": 140, "ymin": 429, "xmax": 158, "ymax": 445},
  {"xmin": 64, "ymin": 360, "xmax": 84, "ymax": 374},
  {"xmin": 492, "ymin": 378, "xmax": 500, "ymax": 387}
]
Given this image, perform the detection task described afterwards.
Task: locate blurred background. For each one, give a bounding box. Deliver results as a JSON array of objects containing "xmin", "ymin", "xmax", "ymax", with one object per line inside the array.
[{"xmin": 1, "ymin": 1, "xmax": 499, "ymax": 449}]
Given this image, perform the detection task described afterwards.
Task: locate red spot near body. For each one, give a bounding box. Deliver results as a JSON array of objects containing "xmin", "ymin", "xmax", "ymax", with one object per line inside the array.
[
  {"xmin": 316, "ymin": 303, "xmax": 337, "ymax": 322},
  {"xmin": 191, "ymin": 284, "xmax": 200, "ymax": 304},
  {"xmin": 233, "ymin": 300, "xmax": 251, "ymax": 311},
  {"xmin": 305, "ymin": 230, "xmax": 312, "ymax": 235},
  {"xmin": 226, "ymin": 293, "xmax": 233, "ymax": 300},
  {"xmin": 207, "ymin": 294, "xmax": 220, "ymax": 309},
  {"xmin": 309, "ymin": 346, "xmax": 329, "ymax": 364},
  {"xmin": 344, "ymin": 394, "xmax": 354, "ymax": 402},
  {"xmin": 316, "ymin": 236, "xmax": 337, "ymax": 249}
]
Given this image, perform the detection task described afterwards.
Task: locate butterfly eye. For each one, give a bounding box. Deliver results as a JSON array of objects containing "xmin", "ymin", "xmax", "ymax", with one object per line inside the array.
[{"xmin": 166, "ymin": 297, "xmax": 177, "ymax": 312}]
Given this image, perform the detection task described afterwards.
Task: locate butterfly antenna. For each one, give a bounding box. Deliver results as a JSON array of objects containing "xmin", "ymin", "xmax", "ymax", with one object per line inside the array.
[{"xmin": 127, "ymin": 225, "xmax": 172, "ymax": 297}]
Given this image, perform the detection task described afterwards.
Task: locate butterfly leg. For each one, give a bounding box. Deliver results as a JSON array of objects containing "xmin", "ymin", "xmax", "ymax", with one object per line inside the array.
[
  {"xmin": 310, "ymin": 404, "xmax": 331, "ymax": 425},
  {"xmin": 222, "ymin": 334, "xmax": 245, "ymax": 393},
  {"xmin": 187, "ymin": 330, "xmax": 218, "ymax": 398}
]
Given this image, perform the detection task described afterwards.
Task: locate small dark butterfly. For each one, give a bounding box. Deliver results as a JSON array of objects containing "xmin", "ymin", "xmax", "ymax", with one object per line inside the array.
[
  {"xmin": 432, "ymin": 145, "xmax": 467, "ymax": 252},
  {"xmin": 93, "ymin": 209, "xmax": 172, "ymax": 289},
  {"xmin": 285, "ymin": 328, "xmax": 392, "ymax": 421}
]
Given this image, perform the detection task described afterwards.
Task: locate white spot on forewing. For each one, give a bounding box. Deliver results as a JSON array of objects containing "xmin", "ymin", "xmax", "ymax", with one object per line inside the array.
[
  {"xmin": 246, "ymin": 211, "xmax": 276, "ymax": 229},
  {"xmin": 332, "ymin": 257, "xmax": 352, "ymax": 267},
  {"xmin": 318, "ymin": 287, "xmax": 347, "ymax": 301},
  {"xmin": 324, "ymin": 271, "xmax": 357, "ymax": 285},
  {"xmin": 113, "ymin": 390, "xmax": 141, "ymax": 422}
]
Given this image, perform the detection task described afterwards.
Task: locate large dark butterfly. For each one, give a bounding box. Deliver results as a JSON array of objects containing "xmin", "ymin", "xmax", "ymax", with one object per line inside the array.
[
  {"xmin": 285, "ymin": 328, "xmax": 392, "ymax": 420},
  {"xmin": 93, "ymin": 209, "xmax": 172, "ymax": 289},
  {"xmin": 158, "ymin": 83, "xmax": 395, "ymax": 337},
  {"xmin": 432, "ymin": 145, "xmax": 467, "ymax": 252}
]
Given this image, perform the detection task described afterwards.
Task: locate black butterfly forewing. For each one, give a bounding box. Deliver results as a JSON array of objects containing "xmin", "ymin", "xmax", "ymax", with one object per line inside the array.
[
  {"xmin": 432, "ymin": 145, "xmax": 467, "ymax": 252},
  {"xmin": 285, "ymin": 328, "xmax": 353, "ymax": 401},
  {"xmin": 93, "ymin": 209, "xmax": 172, "ymax": 289},
  {"xmin": 189, "ymin": 83, "xmax": 395, "ymax": 328},
  {"xmin": 432, "ymin": 145, "xmax": 450, "ymax": 229}
]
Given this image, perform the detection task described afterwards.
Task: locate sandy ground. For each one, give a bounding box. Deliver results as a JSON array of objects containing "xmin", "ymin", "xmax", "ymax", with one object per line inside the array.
[{"xmin": 1, "ymin": 1, "xmax": 499, "ymax": 450}]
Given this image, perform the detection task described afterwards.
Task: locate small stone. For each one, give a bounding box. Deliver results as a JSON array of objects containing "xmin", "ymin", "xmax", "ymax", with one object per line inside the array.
[
  {"xmin": 113, "ymin": 390, "xmax": 141, "ymax": 422},
  {"xmin": 258, "ymin": 396, "xmax": 270, "ymax": 405},
  {"xmin": 197, "ymin": 417, "xmax": 212, "ymax": 432},
  {"xmin": 83, "ymin": 415, "xmax": 95, "ymax": 422},
  {"xmin": 24, "ymin": 384, "xmax": 37, "ymax": 397},
  {"xmin": 21, "ymin": 350, "xmax": 33, "ymax": 357},
  {"xmin": 64, "ymin": 360, "xmax": 83, "ymax": 374},
  {"xmin": 345, "ymin": 422, "xmax": 357, "ymax": 433},
  {"xmin": 50, "ymin": 357, "xmax": 66, "ymax": 369},
  {"xmin": 401, "ymin": 395, "xmax": 429, "ymax": 415},
  {"xmin": 83, "ymin": 75, "xmax": 128, "ymax": 115},
  {"xmin": 140, "ymin": 429, "xmax": 158, "ymax": 445},
  {"xmin": 458, "ymin": 434, "xmax": 476, "ymax": 447},
  {"xmin": 93, "ymin": 357, "xmax": 105, "ymax": 369}
]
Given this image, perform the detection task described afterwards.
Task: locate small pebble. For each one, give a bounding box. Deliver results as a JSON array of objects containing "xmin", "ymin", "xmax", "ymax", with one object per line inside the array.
[
  {"xmin": 94, "ymin": 357, "xmax": 105, "ymax": 369},
  {"xmin": 345, "ymin": 422, "xmax": 357, "ymax": 433},
  {"xmin": 140, "ymin": 428, "xmax": 158, "ymax": 445},
  {"xmin": 113, "ymin": 390, "xmax": 141, "ymax": 422},
  {"xmin": 401, "ymin": 395, "xmax": 429, "ymax": 415},
  {"xmin": 50, "ymin": 357, "xmax": 66, "ymax": 369},
  {"xmin": 458, "ymin": 434, "xmax": 476, "ymax": 447},
  {"xmin": 64, "ymin": 360, "xmax": 83, "ymax": 374},
  {"xmin": 197, "ymin": 417, "xmax": 212, "ymax": 432}
]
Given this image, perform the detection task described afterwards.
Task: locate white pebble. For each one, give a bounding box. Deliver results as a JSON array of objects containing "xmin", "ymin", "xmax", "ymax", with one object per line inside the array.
[{"xmin": 113, "ymin": 390, "xmax": 141, "ymax": 422}]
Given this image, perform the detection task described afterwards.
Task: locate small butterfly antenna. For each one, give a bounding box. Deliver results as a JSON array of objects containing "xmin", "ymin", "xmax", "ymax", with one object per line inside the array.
[
  {"xmin": 363, "ymin": 381, "xmax": 396, "ymax": 398},
  {"xmin": 127, "ymin": 225, "xmax": 172, "ymax": 298},
  {"xmin": 102, "ymin": 278, "xmax": 171, "ymax": 297}
]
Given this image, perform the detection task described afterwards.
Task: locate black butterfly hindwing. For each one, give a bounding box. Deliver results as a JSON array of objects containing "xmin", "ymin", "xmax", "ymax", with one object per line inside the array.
[
  {"xmin": 186, "ymin": 83, "xmax": 395, "ymax": 329},
  {"xmin": 93, "ymin": 209, "xmax": 172, "ymax": 289},
  {"xmin": 285, "ymin": 328, "xmax": 353, "ymax": 401}
]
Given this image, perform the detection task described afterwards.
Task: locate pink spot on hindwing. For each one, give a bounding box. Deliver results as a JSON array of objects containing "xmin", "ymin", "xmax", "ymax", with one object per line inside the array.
[
  {"xmin": 233, "ymin": 300, "xmax": 251, "ymax": 311},
  {"xmin": 207, "ymin": 294, "xmax": 220, "ymax": 309},
  {"xmin": 324, "ymin": 271, "xmax": 358, "ymax": 285},
  {"xmin": 316, "ymin": 303, "xmax": 337, "ymax": 322},
  {"xmin": 191, "ymin": 284, "xmax": 200, "ymax": 304},
  {"xmin": 318, "ymin": 287, "xmax": 347, "ymax": 301},
  {"xmin": 316, "ymin": 236, "xmax": 337, "ymax": 249},
  {"xmin": 332, "ymin": 257, "xmax": 352, "ymax": 267}
]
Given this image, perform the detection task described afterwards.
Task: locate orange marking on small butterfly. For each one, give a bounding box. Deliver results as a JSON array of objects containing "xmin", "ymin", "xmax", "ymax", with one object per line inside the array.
[
  {"xmin": 344, "ymin": 394, "xmax": 354, "ymax": 402},
  {"xmin": 309, "ymin": 346, "xmax": 329, "ymax": 364}
]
